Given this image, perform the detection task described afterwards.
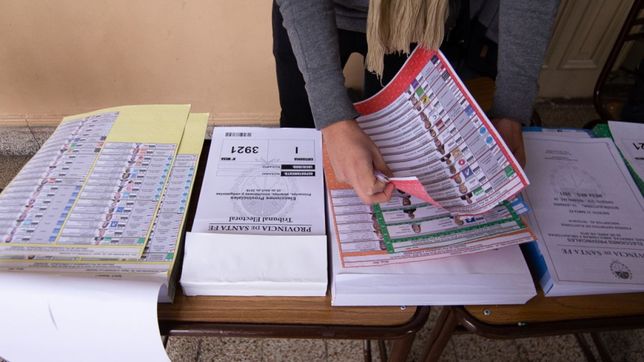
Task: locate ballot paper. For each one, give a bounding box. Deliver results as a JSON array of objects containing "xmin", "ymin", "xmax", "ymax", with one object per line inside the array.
[
  {"xmin": 0, "ymin": 273, "xmax": 169, "ymax": 362},
  {"xmin": 324, "ymin": 48, "xmax": 534, "ymax": 266},
  {"xmin": 0, "ymin": 112, "xmax": 208, "ymax": 302},
  {"xmin": 354, "ymin": 48, "xmax": 529, "ymax": 216},
  {"xmin": 523, "ymin": 132, "xmax": 644, "ymax": 296},
  {"xmin": 181, "ymin": 127, "xmax": 327, "ymax": 296},
  {"xmin": 327, "ymin": 185, "xmax": 533, "ymax": 267},
  {"xmin": 0, "ymin": 106, "xmax": 207, "ymax": 362},
  {"xmin": 0, "ymin": 105, "xmax": 191, "ymax": 259},
  {"xmin": 328, "ymin": 195, "xmax": 536, "ymax": 305}
]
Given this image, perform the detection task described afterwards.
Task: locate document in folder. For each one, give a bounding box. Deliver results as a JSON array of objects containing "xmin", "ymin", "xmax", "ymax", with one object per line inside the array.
[{"xmin": 523, "ymin": 131, "xmax": 644, "ymax": 297}]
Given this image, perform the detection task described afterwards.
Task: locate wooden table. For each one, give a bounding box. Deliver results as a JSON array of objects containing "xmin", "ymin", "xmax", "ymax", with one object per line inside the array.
[
  {"xmin": 421, "ymin": 290, "xmax": 644, "ymax": 361},
  {"xmin": 158, "ymin": 292, "xmax": 430, "ymax": 362}
]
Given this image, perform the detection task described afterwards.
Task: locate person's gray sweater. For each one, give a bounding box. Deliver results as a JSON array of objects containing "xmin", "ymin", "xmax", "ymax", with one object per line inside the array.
[{"xmin": 275, "ymin": 0, "xmax": 560, "ymax": 129}]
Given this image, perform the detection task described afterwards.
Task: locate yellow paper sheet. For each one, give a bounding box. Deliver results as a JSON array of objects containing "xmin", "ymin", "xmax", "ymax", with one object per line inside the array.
[
  {"xmin": 179, "ymin": 113, "xmax": 209, "ymax": 154},
  {"xmin": 61, "ymin": 104, "xmax": 191, "ymax": 144}
]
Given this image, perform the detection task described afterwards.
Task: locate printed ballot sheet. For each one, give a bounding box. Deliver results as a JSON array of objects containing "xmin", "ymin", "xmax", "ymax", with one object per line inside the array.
[
  {"xmin": 0, "ymin": 105, "xmax": 190, "ymax": 259},
  {"xmin": 324, "ymin": 48, "xmax": 534, "ymax": 267},
  {"xmin": 354, "ymin": 48, "xmax": 528, "ymax": 216},
  {"xmin": 0, "ymin": 113, "xmax": 208, "ymax": 302},
  {"xmin": 327, "ymin": 183, "xmax": 533, "ymax": 267},
  {"xmin": 192, "ymin": 127, "xmax": 325, "ymax": 235},
  {"xmin": 523, "ymin": 133, "xmax": 644, "ymax": 294},
  {"xmin": 0, "ymin": 273, "xmax": 169, "ymax": 362}
]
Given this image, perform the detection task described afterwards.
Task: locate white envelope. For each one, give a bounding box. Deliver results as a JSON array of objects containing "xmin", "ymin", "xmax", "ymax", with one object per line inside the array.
[{"xmin": 180, "ymin": 232, "xmax": 327, "ymax": 296}]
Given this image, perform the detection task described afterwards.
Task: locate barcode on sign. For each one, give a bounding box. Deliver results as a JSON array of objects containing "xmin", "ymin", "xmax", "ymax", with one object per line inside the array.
[{"xmin": 225, "ymin": 132, "xmax": 252, "ymax": 137}]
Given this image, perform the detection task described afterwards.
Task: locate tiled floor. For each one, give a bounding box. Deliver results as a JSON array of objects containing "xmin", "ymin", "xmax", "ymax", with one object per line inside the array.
[{"xmin": 1, "ymin": 102, "xmax": 644, "ymax": 361}]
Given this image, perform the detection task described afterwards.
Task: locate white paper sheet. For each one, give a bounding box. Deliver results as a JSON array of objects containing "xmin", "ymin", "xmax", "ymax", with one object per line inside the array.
[
  {"xmin": 0, "ymin": 272, "xmax": 168, "ymax": 362},
  {"xmin": 181, "ymin": 232, "xmax": 327, "ymax": 296}
]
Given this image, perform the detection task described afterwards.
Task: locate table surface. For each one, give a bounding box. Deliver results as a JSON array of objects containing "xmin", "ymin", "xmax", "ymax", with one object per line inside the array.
[
  {"xmin": 158, "ymin": 290, "xmax": 418, "ymax": 327},
  {"xmin": 465, "ymin": 290, "xmax": 644, "ymax": 325}
]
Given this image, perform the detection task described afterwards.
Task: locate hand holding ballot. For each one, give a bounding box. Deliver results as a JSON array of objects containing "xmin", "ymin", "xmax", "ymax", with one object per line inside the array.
[
  {"xmin": 334, "ymin": 48, "xmax": 530, "ymax": 216},
  {"xmin": 321, "ymin": 119, "xmax": 395, "ymax": 204},
  {"xmin": 322, "ymin": 111, "xmax": 527, "ymax": 209}
]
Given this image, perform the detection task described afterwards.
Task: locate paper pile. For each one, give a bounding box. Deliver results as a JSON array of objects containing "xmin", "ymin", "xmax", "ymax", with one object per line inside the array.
[
  {"xmin": 180, "ymin": 127, "xmax": 327, "ymax": 296},
  {"xmin": 0, "ymin": 105, "xmax": 207, "ymax": 301}
]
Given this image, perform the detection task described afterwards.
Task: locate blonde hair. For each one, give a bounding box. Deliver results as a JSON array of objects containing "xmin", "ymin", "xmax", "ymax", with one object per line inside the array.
[{"xmin": 366, "ymin": 0, "xmax": 449, "ymax": 76}]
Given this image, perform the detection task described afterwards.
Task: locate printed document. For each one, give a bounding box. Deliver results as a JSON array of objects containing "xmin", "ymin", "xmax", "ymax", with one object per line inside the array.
[
  {"xmin": 327, "ymin": 182, "xmax": 533, "ymax": 267},
  {"xmin": 192, "ymin": 127, "xmax": 325, "ymax": 235},
  {"xmin": 325, "ymin": 48, "xmax": 534, "ymax": 266},
  {"xmin": 523, "ymin": 132, "xmax": 644, "ymax": 295},
  {"xmin": 354, "ymin": 48, "xmax": 528, "ymax": 216}
]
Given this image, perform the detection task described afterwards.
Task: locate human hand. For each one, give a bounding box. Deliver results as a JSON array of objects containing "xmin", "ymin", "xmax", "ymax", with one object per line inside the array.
[
  {"xmin": 322, "ymin": 119, "xmax": 395, "ymax": 204},
  {"xmin": 491, "ymin": 118, "xmax": 526, "ymax": 168}
]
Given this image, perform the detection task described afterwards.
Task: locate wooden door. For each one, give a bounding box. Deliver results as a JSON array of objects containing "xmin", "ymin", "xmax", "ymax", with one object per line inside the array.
[{"xmin": 538, "ymin": 0, "xmax": 635, "ymax": 98}]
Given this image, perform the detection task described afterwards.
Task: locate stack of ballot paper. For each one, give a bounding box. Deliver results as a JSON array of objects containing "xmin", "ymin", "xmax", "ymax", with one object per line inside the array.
[
  {"xmin": 0, "ymin": 105, "xmax": 207, "ymax": 361},
  {"xmin": 0, "ymin": 105, "xmax": 208, "ymax": 302},
  {"xmin": 180, "ymin": 127, "xmax": 327, "ymax": 296},
  {"xmin": 325, "ymin": 48, "xmax": 537, "ymax": 306},
  {"xmin": 522, "ymin": 129, "xmax": 644, "ymax": 297}
]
